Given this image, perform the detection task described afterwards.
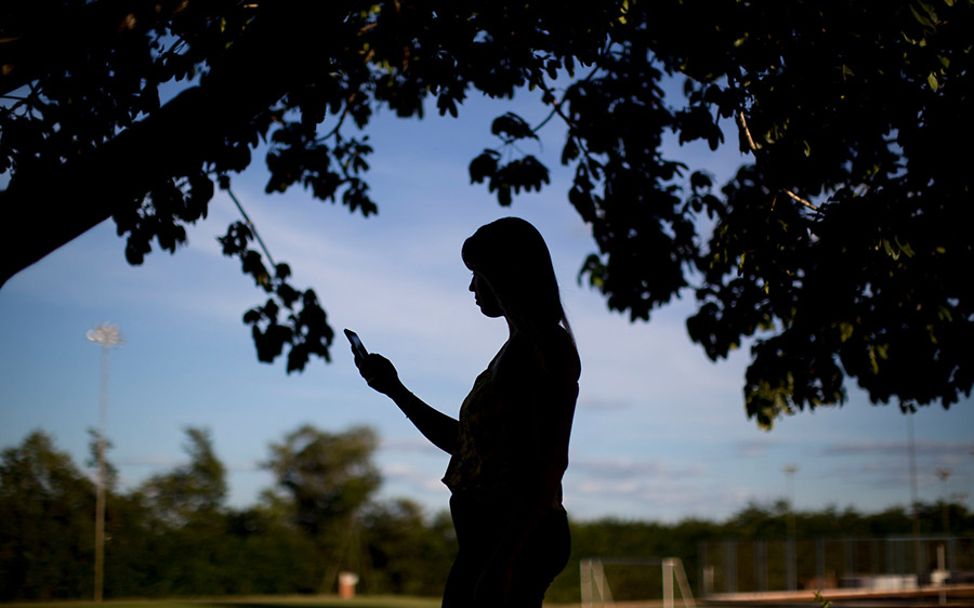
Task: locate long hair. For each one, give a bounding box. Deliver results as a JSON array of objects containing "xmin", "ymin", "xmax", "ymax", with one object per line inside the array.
[{"xmin": 462, "ymin": 217, "xmax": 574, "ymax": 339}]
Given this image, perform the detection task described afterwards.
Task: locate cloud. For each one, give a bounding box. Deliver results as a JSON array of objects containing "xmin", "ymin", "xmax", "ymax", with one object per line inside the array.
[
  {"xmin": 821, "ymin": 440, "xmax": 974, "ymax": 457},
  {"xmin": 811, "ymin": 455, "xmax": 974, "ymax": 497},
  {"xmin": 733, "ymin": 439, "xmax": 778, "ymax": 458},
  {"xmin": 176, "ymin": 177, "xmax": 753, "ymax": 434},
  {"xmin": 565, "ymin": 472, "xmax": 754, "ymax": 522},
  {"xmin": 572, "ymin": 457, "xmax": 703, "ymax": 481},
  {"xmin": 579, "ymin": 397, "xmax": 635, "ymax": 412},
  {"xmin": 565, "ymin": 457, "xmax": 712, "ymax": 517},
  {"xmin": 380, "ymin": 436, "xmax": 443, "ymax": 457},
  {"xmin": 382, "ymin": 461, "xmax": 447, "ymax": 493},
  {"xmin": 114, "ymin": 456, "xmax": 182, "ymax": 468},
  {"xmin": 114, "ymin": 456, "xmax": 262, "ymax": 473}
]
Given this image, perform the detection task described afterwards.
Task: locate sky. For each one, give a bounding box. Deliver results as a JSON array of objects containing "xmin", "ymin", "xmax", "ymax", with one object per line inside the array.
[{"xmin": 1, "ymin": 84, "xmax": 972, "ymax": 525}]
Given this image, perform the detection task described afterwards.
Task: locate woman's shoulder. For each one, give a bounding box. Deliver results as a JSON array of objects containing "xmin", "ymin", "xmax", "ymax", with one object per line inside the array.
[
  {"xmin": 502, "ymin": 325, "xmax": 580, "ymax": 382},
  {"xmin": 549, "ymin": 326, "xmax": 581, "ymax": 381}
]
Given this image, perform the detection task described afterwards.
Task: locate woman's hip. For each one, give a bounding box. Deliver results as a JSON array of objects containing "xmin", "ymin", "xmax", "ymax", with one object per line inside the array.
[{"xmin": 449, "ymin": 492, "xmax": 570, "ymax": 560}]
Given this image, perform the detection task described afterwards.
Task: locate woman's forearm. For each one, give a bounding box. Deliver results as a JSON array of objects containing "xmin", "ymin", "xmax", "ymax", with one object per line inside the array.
[{"xmin": 388, "ymin": 383, "xmax": 459, "ymax": 455}]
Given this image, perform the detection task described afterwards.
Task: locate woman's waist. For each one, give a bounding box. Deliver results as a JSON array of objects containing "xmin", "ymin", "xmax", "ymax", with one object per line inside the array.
[
  {"xmin": 443, "ymin": 448, "xmax": 567, "ymax": 484},
  {"xmin": 447, "ymin": 477, "xmax": 565, "ymax": 511}
]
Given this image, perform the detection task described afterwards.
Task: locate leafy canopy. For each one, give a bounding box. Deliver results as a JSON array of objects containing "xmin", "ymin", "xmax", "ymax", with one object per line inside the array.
[{"xmin": 2, "ymin": 0, "xmax": 972, "ymax": 425}]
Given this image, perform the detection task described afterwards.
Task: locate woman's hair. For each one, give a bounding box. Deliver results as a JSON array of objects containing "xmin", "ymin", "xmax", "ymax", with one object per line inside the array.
[{"xmin": 462, "ymin": 217, "xmax": 573, "ymax": 337}]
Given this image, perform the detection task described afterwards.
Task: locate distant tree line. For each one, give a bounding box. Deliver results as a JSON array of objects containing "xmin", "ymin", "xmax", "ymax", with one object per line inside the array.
[
  {"xmin": 0, "ymin": 426, "xmax": 455, "ymax": 599},
  {"xmin": 1, "ymin": 428, "xmax": 970, "ymax": 601}
]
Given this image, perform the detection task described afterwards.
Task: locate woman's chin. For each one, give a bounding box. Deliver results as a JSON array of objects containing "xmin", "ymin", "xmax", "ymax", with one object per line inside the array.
[{"xmin": 477, "ymin": 304, "xmax": 504, "ymax": 318}]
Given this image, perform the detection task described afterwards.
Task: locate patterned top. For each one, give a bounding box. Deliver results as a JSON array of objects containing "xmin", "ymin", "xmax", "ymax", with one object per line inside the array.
[{"xmin": 442, "ymin": 334, "xmax": 579, "ymax": 508}]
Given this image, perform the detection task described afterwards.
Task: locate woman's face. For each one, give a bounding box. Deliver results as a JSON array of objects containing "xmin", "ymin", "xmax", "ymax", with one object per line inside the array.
[{"xmin": 469, "ymin": 272, "xmax": 504, "ymax": 318}]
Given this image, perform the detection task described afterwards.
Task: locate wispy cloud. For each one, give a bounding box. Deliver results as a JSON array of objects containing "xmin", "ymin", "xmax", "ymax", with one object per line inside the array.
[
  {"xmin": 114, "ymin": 456, "xmax": 262, "ymax": 473},
  {"xmin": 821, "ymin": 440, "xmax": 974, "ymax": 457},
  {"xmin": 382, "ymin": 461, "xmax": 448, "ymax": 493},
  {"xmin": 572, "ymin": 457, "xmax": 703, "ymax": 481},
  {"xmin": 579, "ymin": 397, "xmax": 635, "ymax": 412},
  {"xmin": 380, "ymin": 436, "xmax": 444, "ymax": 457},
  {"xmin": 565, "ymin": 472, "xmax": 753, "ymax": 521},
  {"xmin": 734, "ymin": 438, "xmax": 778, "ymax": 458}
]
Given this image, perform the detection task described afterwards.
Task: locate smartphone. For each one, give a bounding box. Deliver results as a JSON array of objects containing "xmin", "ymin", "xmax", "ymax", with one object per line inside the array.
[{"xmin": 344, "ymin": 328, "xmax": 369, "ymax": 360}]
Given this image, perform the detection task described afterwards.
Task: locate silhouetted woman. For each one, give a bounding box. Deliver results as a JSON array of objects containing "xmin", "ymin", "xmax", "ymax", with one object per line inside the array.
[{"xmin": 353, "ymin": 217, "xmax": 580, "ymax": 607}]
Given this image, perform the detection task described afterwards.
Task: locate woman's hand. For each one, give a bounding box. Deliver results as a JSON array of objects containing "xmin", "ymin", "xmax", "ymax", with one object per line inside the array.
[{"xmin": 354, "ymin": 353, "xmax": 403, "ymax": 397}]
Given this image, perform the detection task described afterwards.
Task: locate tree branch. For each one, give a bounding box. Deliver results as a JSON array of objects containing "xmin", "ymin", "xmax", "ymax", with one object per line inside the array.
[
  {"xmin": 737, "ymin": 108, "xmax": 819, "ymax": 213},
  {"xmin": 0, "ymin": 0, "xmax": 183, "ymax": 97},
  {"xmin": 225, "ymin": 186, "xmax": 276, "ymax": 269},
  {"xmin": 0, "ymin": 3, "xmax": 348, "ymax": 287},
  {"xmin": 737, "ymin": 110, "xmax": 761, "ymax": 151}
]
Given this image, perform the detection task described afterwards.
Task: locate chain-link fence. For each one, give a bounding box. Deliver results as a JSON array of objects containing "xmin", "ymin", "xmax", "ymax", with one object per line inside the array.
[{"xmin": 699, "ymin": 536, "xmax": 974, "ymax": 594}]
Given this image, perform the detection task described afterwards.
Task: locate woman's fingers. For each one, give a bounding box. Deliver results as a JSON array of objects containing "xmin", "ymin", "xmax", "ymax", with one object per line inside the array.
[{"xmin": 354, "ymin": 353, "xmax": 399, "ymax": 395}]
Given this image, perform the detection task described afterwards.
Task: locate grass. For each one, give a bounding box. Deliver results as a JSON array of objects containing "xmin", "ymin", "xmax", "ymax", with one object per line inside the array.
[{"xmin": 1, "ymin": 596, "xmax": 441, "ymax": 608}]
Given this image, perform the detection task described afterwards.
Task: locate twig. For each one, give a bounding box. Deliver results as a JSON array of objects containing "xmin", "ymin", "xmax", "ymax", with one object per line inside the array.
[
  {"xmin": 530, "ymin": 62, "xmax": 601, "ymax": 134},
  {"xmin": 225, "ymin": 185, "xmax": 277, "ymax": 268},
  {"xmin": 737, "ymin": 110, "xmax": 761, "ymax": 151},
  {"xmin": 357, "ymin": 21, "xmax": 379, "ymax": 35},
  {"xmin": 318, "ymin": 92, "xmax": 357, "ymax": 142},
  {"xmin": 534, "ymin": 76, "xmax": 595, "ymax": 166},
  {"xmin": 531, "ymin": 106, "xmax": 559, "ymax": 134},
  {"xmin": 784, "ymin": 189, "xmax": 818, "ymax": 211},
  {"xmin": 737, "ymin": 101, "xmax": 819, "ymax": 213},
  {"xmin": 160, "ymin": 37, "xmax": 188, "ymax": 62}
]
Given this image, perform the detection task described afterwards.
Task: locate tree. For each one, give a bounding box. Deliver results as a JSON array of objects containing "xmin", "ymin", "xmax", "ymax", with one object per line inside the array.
[
  {"xmin": 139, "ymin": 427, "xmax": 227, "ymax": 525},
  {"xmin": 0, "ymin": 431, "xmax": 94, "ymax": 599},
  {"xmin": 137, "ymin": 427, "xmax": 229, "ymax": 594},
  {"xmin": 360, "ymin": 498, "xmax": 456, "ymax": 596},
  {"xmin": 2, "ymin": 1, "xmax": 971, "ymax": 424},
  {"xmin": 263, "ymin": 424, "xmax": 381, "ymax": 590},
  {"xmin": 222, "ymin": 499, "xmax": 320, "ymax": 594}
]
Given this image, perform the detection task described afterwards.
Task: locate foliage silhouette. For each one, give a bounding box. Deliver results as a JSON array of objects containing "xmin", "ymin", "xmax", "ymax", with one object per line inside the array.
[
  {"xmin": 263, "ymin": 425, "xmax": 382, "ymax": 591},
  {"xmin": 2, "ymin": 1, "xmax": 972, "ymax": 423},
  {"xmin": 3, "ymin": 430, "xmax": 972, "ymax": 600},
  {"xmin": 0, "ymin": 427, "xmax": 439, "ymax": 599},
  {"xmin": 0, "ymin": 431, "xmax": 94, "ymax": 599},
  {"xmin": 140, "ymin": 427, "xmax": 227, "ymax": 526}
]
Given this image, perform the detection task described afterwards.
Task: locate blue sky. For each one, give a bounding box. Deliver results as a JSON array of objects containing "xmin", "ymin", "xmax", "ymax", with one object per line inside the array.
[{"xmin": 1, "ymin": 85, "xmax": 972, "ymax": 524}]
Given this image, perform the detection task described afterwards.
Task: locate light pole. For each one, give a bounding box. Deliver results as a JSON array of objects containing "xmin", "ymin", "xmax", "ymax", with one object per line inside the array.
[
  {"xmin": 907, "ymin": 412, "xmax": 922, "ymax": 580},
  {"xmin": 936, "ymin": 468, "xmax": 951, "ymax": 535},
  {"xmin": 86, "ymin": 323, "xmax": 122, "ymax": 603},
  {"xmin": 783, "ymin": 464, "xmax": 798, "ymax": 591}
]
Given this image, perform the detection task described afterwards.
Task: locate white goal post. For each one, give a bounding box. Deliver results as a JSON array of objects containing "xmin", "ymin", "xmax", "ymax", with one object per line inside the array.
[{"xmin": 580, "ymin": 557, "xmax": 696, "ymax": 608}]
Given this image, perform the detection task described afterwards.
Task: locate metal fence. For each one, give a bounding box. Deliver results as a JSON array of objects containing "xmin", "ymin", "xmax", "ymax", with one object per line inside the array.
[
  {"xmin": 580, "ymin": 558, "xmax": 696, "ymax": 608},
  {"xmin": 699, "ymin": 536, "xmax": 974, "ymax": 594}
]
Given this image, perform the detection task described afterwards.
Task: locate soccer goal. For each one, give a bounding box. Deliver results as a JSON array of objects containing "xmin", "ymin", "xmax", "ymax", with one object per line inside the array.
[{"xmin": 580, "ymin": 557, "xmax": 696, "ymax": 608}]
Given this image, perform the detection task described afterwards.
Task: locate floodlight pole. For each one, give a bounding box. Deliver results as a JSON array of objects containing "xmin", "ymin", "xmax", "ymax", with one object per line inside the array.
[
  {"xmin": 907, "ymin": 413, "xmax": 922, "ymax": 581},
  {"xmin": 783, "ymin": 464, "xmax": 798, "ymax": 591},
  {"xmin": 936, "ymin": 468, "xmax": 951, "ymax": 535},
  {"xmin": 86, "ymin": 324, "xmax": 122, "ymax": 603}
]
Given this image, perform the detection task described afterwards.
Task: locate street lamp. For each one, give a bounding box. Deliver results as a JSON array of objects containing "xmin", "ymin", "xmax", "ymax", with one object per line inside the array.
[{"xmin": 86, "ymin": 323, "xmax": 122, "ymax": 603}]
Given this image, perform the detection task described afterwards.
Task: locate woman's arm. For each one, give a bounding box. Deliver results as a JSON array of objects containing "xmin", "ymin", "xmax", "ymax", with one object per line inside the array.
[
  {"xmin": 356, "ymin": 353, "xmax": 459, "ymax": 455},
  {"xmin": 386, "ymin": 382, "xmax": 459, "ymax": 455}
]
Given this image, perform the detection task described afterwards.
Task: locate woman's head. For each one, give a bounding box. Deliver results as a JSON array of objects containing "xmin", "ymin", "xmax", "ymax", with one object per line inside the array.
[{"xmin": 462, "ymin": 217, "xmax": 568, "ymax": 332}]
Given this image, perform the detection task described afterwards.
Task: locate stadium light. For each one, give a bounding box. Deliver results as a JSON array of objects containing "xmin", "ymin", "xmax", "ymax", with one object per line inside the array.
[{"xmin": 86, "ymin": 323, "xmax": 122, "ymax": 603}]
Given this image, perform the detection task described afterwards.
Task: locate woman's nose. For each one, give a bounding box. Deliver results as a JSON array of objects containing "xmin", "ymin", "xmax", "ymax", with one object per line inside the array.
[{"xmin": 469, "ymin": 276, "xmax": 476, "ymax": 292}]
